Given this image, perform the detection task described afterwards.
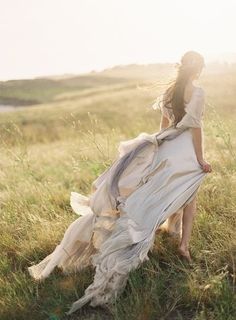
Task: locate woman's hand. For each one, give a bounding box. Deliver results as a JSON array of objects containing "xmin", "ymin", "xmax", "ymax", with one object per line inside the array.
[{"xmin": 198, "ymin": 159, "xmax": 212, "ymax": 173}]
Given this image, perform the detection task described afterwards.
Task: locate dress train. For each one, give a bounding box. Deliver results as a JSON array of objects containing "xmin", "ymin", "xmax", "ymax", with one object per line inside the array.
[{"xmin": 28, "ymin": 124, "xmax": 207, "ymax": 314}]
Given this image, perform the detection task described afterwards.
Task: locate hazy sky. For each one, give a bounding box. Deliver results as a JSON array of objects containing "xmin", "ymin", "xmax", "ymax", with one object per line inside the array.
[{"xmin": 1, "ymin": 0, "xmax": 236, "ymax": 80}]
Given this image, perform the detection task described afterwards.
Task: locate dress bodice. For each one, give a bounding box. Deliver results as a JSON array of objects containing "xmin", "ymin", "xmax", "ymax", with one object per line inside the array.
[{"xmin": 154, "ymin": 86, "xmax": 205, "ymax": 128}]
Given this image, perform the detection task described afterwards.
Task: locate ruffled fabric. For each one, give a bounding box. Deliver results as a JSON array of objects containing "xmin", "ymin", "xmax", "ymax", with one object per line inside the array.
[
  {"xmin": 28, "ymin": 200, "xmax": 96, "ymax": 280},
  {"xmin": 66, "ymin": 127, "xmax": 206, "ymax": 315},
  {"xmin": 28, "ymin": 105, "xmax": 207, "ymax": 315}
]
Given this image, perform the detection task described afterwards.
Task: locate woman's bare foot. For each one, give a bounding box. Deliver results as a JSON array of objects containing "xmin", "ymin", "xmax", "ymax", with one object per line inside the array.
[{"xmin": 178, "ymin": 246, "xmax": 192, "ymax": 263}]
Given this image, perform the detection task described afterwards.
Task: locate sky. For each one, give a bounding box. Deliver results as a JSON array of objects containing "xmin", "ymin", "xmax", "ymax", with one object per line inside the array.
[{"xmin": 1, "ymin": 0, "xmax": 236, "ymax": 80}]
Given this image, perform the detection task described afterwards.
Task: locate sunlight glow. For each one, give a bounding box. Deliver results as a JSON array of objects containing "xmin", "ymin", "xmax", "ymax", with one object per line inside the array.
[{"xmin": 1, "ymin": 0, "xmax": 236, "ymax": 80}]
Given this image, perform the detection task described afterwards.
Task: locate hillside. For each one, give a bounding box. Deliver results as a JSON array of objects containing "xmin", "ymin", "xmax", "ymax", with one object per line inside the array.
[
  {"xmin": 0, "ymin": 68, "xmax": 235, "ymax": 320},
  {"xmin": 1, "ymin": 61, "xmax": 236, "ymax": 107}
]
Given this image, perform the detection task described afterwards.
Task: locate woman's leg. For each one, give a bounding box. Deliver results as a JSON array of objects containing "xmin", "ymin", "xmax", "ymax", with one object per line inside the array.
[
  {"xmin": 178, "ymin": 196, "xmax": 197, "ymax": 261},
  {"xmin": 157, "ymin": 210, "xmax": 183, "ymax": 238}
]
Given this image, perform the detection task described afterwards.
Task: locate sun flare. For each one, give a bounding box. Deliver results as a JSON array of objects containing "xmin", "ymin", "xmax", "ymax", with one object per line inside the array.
[{"xmin": 1, "ymin": 0, "xmax": 236, "ymax": 80}]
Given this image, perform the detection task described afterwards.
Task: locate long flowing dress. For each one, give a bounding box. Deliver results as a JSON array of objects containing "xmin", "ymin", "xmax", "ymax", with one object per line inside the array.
[{"xmin": 28, "ymin": 86, "xmax": 208, "ymax": 315}]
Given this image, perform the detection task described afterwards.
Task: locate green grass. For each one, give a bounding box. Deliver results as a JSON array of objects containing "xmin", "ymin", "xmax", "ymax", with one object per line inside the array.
[
  {"xmin": 0, "ymin": 74, "xmax": 130, "ymax": 105},
  {"xmin": 0, "ymin": 68, "xmax": 236, "ymax": 320}
]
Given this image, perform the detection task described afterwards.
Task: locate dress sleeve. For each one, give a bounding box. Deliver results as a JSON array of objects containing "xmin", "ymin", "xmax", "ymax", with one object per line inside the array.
[{"xmin": 176, "ymin": 88, "xmax": 205, "ymax": 128}]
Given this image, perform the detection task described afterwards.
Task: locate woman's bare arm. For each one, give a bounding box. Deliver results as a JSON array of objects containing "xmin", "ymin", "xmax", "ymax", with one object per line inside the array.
[
  {"xmin": 191, "ymin": 127, "xmax": 212, "ymax": 173},
  {"xmin": 191, "ymin": 127, "xmax": 204, "ymax": 162}
]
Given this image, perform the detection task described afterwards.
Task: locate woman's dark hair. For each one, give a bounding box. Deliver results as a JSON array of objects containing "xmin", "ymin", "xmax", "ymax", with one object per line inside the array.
[{"xmin": 161, "ymin": 51, "xmax": 205, "ymax": 126}]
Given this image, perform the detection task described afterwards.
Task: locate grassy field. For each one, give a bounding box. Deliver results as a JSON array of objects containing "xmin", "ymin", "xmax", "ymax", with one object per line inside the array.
[{"xmin": 0, "ymin": 66, "xmax": 236, "ymax": 320}]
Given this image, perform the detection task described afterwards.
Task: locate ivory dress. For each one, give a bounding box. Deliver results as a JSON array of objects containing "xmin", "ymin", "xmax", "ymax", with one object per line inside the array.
[{"xmin": 28, "ymin": 86, "xmax": 208, "ymax": 315}]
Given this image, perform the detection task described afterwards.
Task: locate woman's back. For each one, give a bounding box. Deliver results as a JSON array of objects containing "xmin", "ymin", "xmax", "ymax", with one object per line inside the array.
[{"xmin": 158, "ymin": 86, "xmax": 205, "ymax": 128}]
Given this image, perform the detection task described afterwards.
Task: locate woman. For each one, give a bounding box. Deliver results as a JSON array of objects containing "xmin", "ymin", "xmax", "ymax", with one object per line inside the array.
[
  {"xmin": 28, "ymin": 50, "xmax": 212, "ymax": 315},
  {"xmin": 154, "ymin": 51, "xmax": 212, "ymax": 260}
]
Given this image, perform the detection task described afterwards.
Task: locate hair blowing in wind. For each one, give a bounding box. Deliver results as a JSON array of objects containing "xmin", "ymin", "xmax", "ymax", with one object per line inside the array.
[{"xmin": 160, "ymin": 51, "xmax": 205, "ymax": 126}]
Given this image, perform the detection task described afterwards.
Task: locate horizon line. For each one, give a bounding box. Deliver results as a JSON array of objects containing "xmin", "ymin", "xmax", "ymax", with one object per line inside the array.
[{"xmin": 1, "ymin": 59, "xmax": 236, "ymax": 82}]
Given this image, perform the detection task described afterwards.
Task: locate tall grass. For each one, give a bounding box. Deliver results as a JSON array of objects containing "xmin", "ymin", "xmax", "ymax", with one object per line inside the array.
[{"xmin": 0, "ymin": 73, "xmax": 235, "ymax": 320}]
